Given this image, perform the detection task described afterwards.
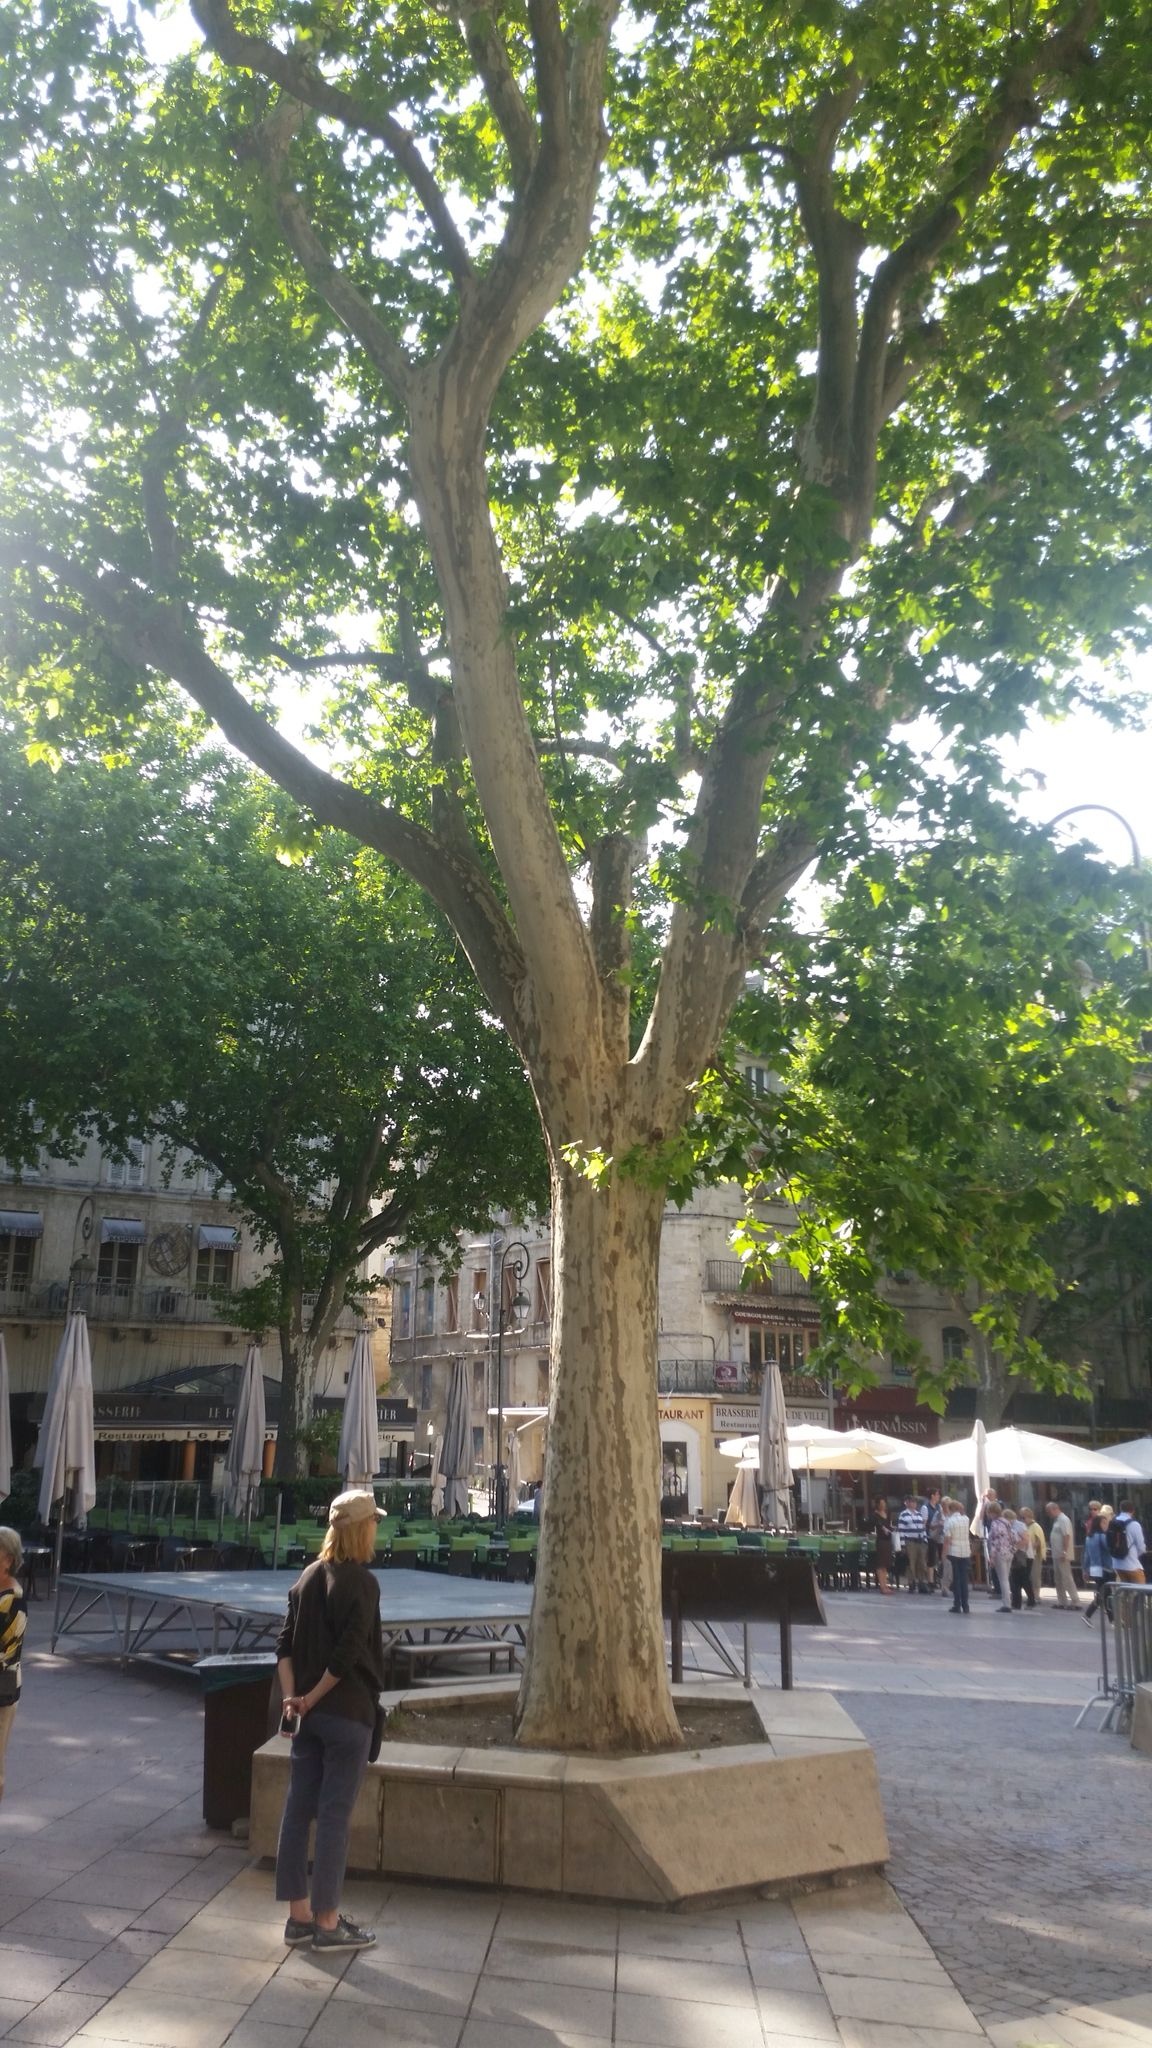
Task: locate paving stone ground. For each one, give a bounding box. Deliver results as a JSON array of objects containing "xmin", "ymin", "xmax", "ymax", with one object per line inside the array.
[{"xmin": 1, "ymin": 1582, "xmax": 1147, "ymax": 2048}]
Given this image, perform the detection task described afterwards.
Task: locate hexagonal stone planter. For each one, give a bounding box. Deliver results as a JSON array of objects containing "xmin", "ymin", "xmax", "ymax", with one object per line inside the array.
[{"xmin": 249, "ymin": 1682, "xmax": 889, "ymax": 1906}]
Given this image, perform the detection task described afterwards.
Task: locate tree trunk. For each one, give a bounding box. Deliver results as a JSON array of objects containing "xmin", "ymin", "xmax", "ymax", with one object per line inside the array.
[
  {"xmin": 514, "ymin": 1163, "xmax": 682, "ymax": 1754},
  {"xmin": 274, "ymin": 1313, "xmax": 316, "ymax": 1480}
]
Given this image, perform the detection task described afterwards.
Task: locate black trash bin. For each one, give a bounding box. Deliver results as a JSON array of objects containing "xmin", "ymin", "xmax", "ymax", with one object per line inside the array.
[{"xmin": 197, "ymin": 1654, "xmax": 277, "ymax": 1830}]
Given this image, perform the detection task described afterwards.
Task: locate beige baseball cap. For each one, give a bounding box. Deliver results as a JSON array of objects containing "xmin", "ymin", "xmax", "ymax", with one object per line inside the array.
[{"xmin": 328, "ymin": 1489, "xmax": 386, "ymax": 1526}]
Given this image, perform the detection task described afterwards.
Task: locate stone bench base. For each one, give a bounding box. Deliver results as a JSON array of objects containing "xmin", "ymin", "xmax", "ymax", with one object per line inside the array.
[{"xmin": 250, "ymin": 1683, "xmax": 889, "ymax": 1907}]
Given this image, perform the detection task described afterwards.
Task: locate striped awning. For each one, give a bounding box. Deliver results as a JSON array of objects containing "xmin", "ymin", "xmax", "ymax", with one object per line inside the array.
[
  {"xmin": 100, "ymin": 1217, "xmax": 145, "ymax": 1244},
  {"xmin": 198, "ymin": 1225, "xmax": 239, "ymax": 1250},
  {"xmin": 0, "ymin": 1210, "xmax": 43, "ymax": 1238}
]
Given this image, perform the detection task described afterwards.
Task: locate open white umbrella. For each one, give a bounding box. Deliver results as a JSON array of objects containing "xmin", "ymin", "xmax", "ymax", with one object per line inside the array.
[
  {"xmin": 441, "ymin": 1356, "xmax": 472, "ymax": 1518},
  {"xmin": 224, "ymin": 1341, "xmax": 267, "ymax": 1520},
  {"xmin": 338, "ymin": 1328, "xmax": 379, "ymax": 1486},
  {"xmin": 1104, "ymin": 1436, "xmax": 1152, "ymax": 1478},
  {"xmin": 882, "ymin": 1424, "xmax": 1143, "ymax": 1482},
  {"xmin": 34, "ymin": 1312, "xmax": 96, "ymax": 1529},
  {"xmin": 724, "ymin": 1460, "xmax": 762, "ymax": 1528},
  {"xmin": 0, "ymin": 1333, "xmax": 12, "ymax": 1501},
  {"xmin": 757, "ymin": 1359, "xmax": 794, "ymax": 1530}
]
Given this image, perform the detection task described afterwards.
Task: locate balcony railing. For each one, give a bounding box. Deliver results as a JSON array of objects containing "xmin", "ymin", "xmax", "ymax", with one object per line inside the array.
[
  {"xmin": 0, "ymin": 1279, "xmax": 381, "ymax": 1330},
  {"xmin": 704, "ymin": 1258, "xmax": 813, "ymax": 1298},
  {"xmin": 659, "ymin": 1358, "xmax": 758, "ymax": 1395}
]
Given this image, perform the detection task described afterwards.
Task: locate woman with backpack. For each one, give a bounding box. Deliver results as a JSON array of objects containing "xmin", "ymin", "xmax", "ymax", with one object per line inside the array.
[
  {"xmin": 1082, "ymin": 1507, "xmax": 1117, "ymax": 1625},
  {"xmin": 1107, "ymin": 1500, "xmax": 1147, "ymax": 1584},
  {"xmin": 275, "ymin": 1489, "xmax": 388, "ymax": 1952}
]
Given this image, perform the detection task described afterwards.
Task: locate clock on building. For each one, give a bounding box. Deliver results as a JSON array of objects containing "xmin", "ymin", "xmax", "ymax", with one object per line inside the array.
[{"xmin": 147, "ymin": 1225, "xmax": 193, "ymax": 1277}]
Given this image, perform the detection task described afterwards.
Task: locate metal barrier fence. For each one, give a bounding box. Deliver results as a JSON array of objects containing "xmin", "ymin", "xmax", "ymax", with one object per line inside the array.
[{"xmin": 1076, "ymin": 1581, "xmax": 1152, "ymax": 1732}]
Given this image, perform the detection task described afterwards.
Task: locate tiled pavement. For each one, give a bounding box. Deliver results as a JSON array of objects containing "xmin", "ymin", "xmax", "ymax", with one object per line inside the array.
[{"xmin": 1, "ymin": 1591, "xmax": 1148, "ymax": 2048}]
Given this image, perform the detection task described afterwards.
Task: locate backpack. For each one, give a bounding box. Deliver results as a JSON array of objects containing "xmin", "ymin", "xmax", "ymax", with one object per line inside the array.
[{"xmin": 1105, "ymin": 1516, "xmax": 1130, "ymax": 1562}]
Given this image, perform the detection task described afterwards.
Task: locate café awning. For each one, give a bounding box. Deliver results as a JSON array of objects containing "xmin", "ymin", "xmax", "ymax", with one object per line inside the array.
[
  {"xmin": 0, "ymin": 1210, "xmax": 43, "ymax": 1237},
  {"xmin": 100, "ymin": 1218, "xmax": 145, "ymax": 1243}
]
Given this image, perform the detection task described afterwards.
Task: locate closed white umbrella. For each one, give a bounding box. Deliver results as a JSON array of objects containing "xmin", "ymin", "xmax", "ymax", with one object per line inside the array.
[
  {"xmin": 0, "ymin": 1333, "xmax": 12, "ymax": 1501},
  {"xmin": 758, "ymin": 1359, "xmax": 794, "ymax": 1530},
  {"xmin": 224, "ymin": 1341, "xmax": 267, "ymax": 1520},
  {"xmin": 505, "ymin": 1422, "xmax": 522, "ymax": 1510},
  {"xmin": 35, "ymin": 1312, "xmax": 96, "ymax": 1527},
  {"xmin": 441, "ymin": 1356, "xmax": 472, "ymax": 1518},
  {"xmin": 338, "ymin": 1328, "xmax": 379, "ymax": 1486},
  {"xmin": 429, "ymin": 1437, "xmax": 446, "ymax": 1516},
  {"xmin": 724, "ymin": 1460, "xmax": 762, "ymax": 1528}
]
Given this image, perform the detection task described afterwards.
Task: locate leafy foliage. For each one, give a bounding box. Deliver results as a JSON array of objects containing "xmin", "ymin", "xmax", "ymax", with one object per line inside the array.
[{"xmin": 0, "ymin": 726, "xmax": 545, "ymax": 1469}]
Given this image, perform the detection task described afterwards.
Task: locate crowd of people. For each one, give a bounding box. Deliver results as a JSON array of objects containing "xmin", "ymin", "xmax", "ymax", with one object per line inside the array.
[{"xmin": 864, "ymin": 1490, "xmax": 1147, "ymax": 1615}]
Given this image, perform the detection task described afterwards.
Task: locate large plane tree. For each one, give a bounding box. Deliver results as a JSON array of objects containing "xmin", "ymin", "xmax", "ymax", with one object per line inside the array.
[{"xmin": 2, "ymin": 0, "xmax": 1151, "ymax": 1750}]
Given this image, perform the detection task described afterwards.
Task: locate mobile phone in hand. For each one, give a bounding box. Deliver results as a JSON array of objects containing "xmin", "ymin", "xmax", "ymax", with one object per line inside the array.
[{"xmin": 279, "ymin": 1705, "xmax": 299, "ymax": 1737}]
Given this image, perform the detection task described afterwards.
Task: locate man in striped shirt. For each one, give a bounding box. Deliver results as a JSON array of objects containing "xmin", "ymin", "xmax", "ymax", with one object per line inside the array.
[{"xmin": 897, "ymin": 1496, "xmax": 931, "ymax": 1593}]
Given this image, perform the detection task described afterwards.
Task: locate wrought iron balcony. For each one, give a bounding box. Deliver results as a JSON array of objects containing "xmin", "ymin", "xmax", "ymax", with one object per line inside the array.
[
  {"xmin": 0, "ymin": 1278, "xmax": 381, "ymax": 1331},
  {"xmin": 703, "ymin": 1258, "xmax": 812, "ymax": 1298}
]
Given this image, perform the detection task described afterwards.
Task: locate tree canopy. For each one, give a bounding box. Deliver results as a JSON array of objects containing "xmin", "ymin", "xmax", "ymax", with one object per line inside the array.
[
  {"xmin": 0, "ymin": 729, "xmax": 545, "ymax": 1471},
  {"xmin": 707, "ymin": 820, "xmax": 1152, "ymax": 1413},
  {"xmin": 2, "ymin": 0, "xmax": 1151, "ymax": 1748}
]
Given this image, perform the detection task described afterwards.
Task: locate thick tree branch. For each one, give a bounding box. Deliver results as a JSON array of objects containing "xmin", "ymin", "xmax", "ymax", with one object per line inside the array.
[
  {"xmin": 590, "ymin": 830, "xmax": 637, "ymax": 1059},
  {"xmin": 456, "ymin": 1, "xmax": 538, "ymax": 190},
  {"xmin": 190, "ymin": 0, "xmax": 475, "ymax": 288},
  {"xmin": 255, "ymin": 95, "xmax": 414, "ymax": 403},
  {"xmin": 0, "ymin": 536, "xmax": 530, "ymax": 1043},
  {"xmin": 789, "ymin": 73, "xmax": 865, "ymax": 500},
  {"xmin": 852, "ymin": 1, "xmax": 1099, "ymax": 531}
]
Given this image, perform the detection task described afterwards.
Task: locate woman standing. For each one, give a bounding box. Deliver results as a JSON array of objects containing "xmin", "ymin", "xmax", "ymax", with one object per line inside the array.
[
  {"xmin": 985, "ymin": 1503, "xmax": 1018, "ymax": 1612},
  {"xmin": 1082, "ymin": 1506, "xmax": 1116, "ymax": 1625},
  {"xmin": 275, "ymin": 1490, "xmax": 387, "ymax": 1952},
  {"xmin": 0, "ymin": 1527, "xmax": 28, "ymax": 1803},
  {"xmin": 867, "ymin": 1499, "xmax": 895, "ymax": 1593}
]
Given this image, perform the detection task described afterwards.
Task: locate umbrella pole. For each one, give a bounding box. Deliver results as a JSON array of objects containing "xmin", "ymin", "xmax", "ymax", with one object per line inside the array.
[
  {"xmin": 50, "ymin": 1510, "xmax": 65, "ymax": 1651},
  {"xmin": 272, "ymin": 1489, "xmax": 282, "ymax": 1571},
  {"xmin": 217, "ymin": 1488, "xmax": 225, "ymax": 1542},
  {"xmin": 244, "ymin": 1484, "xmax": 254, "ymax": 1550}
]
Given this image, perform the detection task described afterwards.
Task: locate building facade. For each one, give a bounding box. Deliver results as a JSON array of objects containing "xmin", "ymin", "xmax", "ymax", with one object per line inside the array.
[
  {"xmin": 388, "ymin": 1174, "xmax": 1152, "ymax": 1520},
  {"xmin": 0, "ymin": 1139, "xmax": 389, "ymax": 1484}
]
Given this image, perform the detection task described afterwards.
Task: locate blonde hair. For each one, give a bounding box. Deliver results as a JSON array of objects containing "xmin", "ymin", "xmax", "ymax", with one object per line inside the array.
[
  {"xmin": 319, "ymin": 1515, "xmax": 377, "ymax": 1566},
  {"xmin": 0, "ymin": 1527, "xmax": 23, "ymax": 1574}
]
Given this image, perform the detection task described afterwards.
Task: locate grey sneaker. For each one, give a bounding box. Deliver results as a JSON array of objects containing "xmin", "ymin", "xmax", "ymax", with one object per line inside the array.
[
  {"xmin": 313, "ymin": 1916, "xmax": 377, "ymax": 1953},
  {"xmin": 283, "ymin": 1916, "xmax": 315, "ymax": 1947}
]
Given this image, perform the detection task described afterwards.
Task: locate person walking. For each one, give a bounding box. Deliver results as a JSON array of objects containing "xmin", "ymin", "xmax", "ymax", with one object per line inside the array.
[
  {"xmin": 1007, "ymin": 1506, "xmax": 1036, "ymax": 1610},
  {"xmin": 0, "ymin": 1527, "xmax": 27, "ymax": 1803},
  {"xmin": 1045, "ymin": 1501, "xmax": 1080, "ymax": 1610},
  {"xmin": 1021, "ymin": 1508, "xmax": 1046, "ymax": 1607},
  {"xmin": 926, "ymin": 1488, "xmax": 946, "ymax": 1592},
  {"xmin": 985, "ymin": 1502, "xmax": 1017, "ymax": 1611},
  {"xmin": 1108, "ymin": 1500, "xmax": 1147, "ymax": 1584},
  {"xmin": 1082, "ymin": 1507, "xmax": 1117, "ymax": 1624},
  {"xmin": 897, "ymin": 1495, "xmax": 931, "ymax": 1594},
  {"xmin": 275, "ymin": 1489, "xmax": 387, "ymax": 1952},
  {"xmin": 941, "ymin": 1497, "xmax": 972, "ymax": 1614},
  {"xmin": 972, "ymin": 1488, "xmax": 1001, "ymax": 1597},
  {"xmin": 867, "ymin": 1499, "xmax": 895, "ymax": 1593}
]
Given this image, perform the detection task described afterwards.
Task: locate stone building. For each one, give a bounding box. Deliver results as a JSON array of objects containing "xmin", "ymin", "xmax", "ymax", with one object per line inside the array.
[
  {"xmin": 388, "ymin": 1172, "xmax": 1152, "ymax": 1520},
  {"xmin": 0, "ymin": 1138, "xmax": 388, "ymax": 1486}
]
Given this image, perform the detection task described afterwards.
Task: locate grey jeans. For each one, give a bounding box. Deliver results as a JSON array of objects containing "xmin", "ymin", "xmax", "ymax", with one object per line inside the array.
[
  {"xmin": 275, "ymin": 1709, "xmax": 372, "ymax": 1914},
  {"xmin": 1052, "ymin": 1557, "xmax": 1080, "ymax": 1608}
]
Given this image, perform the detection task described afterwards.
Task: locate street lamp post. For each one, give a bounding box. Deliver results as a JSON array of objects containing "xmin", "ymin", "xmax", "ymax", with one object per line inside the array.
[
  {"xmin": 491, "ymin": 1240, "xmax": 530, "ymax": 1523},
  {"xmin": 1047, "ymin": 804, "xmax": 1151, "ymax": 974}
]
